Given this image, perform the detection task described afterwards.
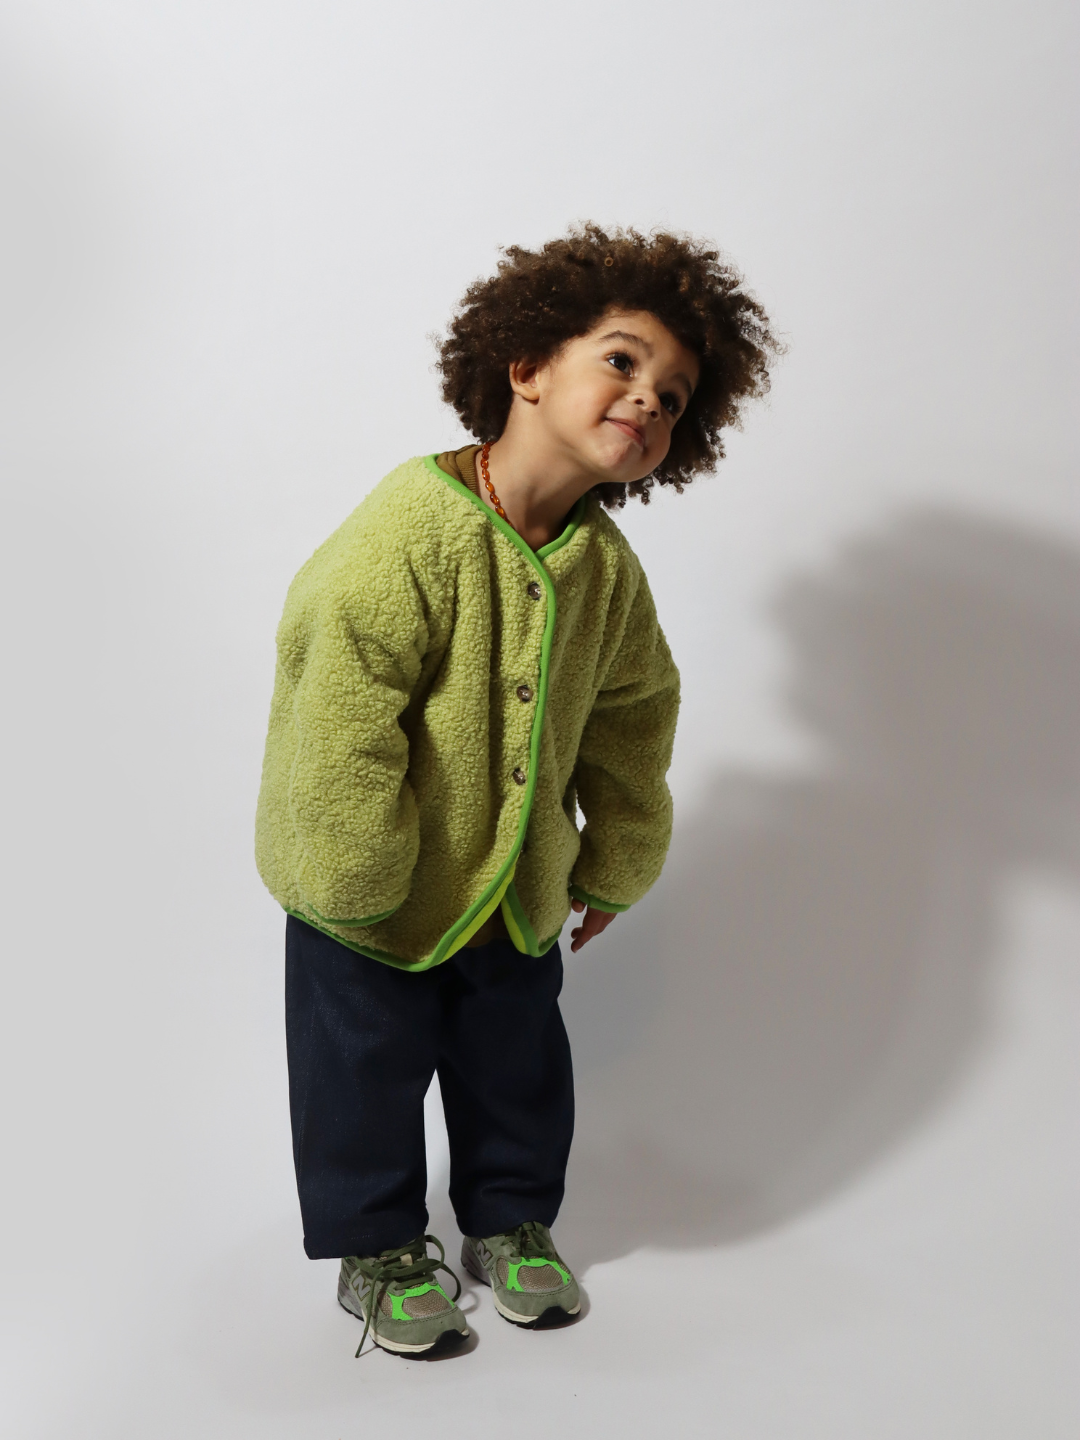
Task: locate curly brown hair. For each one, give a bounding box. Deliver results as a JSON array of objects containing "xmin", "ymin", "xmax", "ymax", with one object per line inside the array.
[{"xmin": 435, "ymin": 224, "xmax": 780, "ymax": 507}]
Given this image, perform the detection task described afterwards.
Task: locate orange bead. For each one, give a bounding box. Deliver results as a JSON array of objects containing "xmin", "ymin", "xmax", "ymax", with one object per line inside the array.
[{"xmin": 479, "ymin": 442, "xmax": 518, "ymax": 536}]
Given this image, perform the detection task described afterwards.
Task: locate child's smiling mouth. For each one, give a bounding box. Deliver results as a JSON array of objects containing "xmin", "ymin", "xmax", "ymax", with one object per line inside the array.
[{"xmin": 606, "ymin": 417, "xmax": 646, "ymax": 449}]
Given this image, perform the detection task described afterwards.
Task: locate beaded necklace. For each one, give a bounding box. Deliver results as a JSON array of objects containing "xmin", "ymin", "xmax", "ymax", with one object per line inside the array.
[{"xmin": 478, "ymin": 443, "xmax": 514, "ymax": 531}]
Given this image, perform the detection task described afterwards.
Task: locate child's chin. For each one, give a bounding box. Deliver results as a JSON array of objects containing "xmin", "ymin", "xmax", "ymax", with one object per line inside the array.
[{"xmin": 586, "ymin": 444, "xmax": 648, "ymax": 486}]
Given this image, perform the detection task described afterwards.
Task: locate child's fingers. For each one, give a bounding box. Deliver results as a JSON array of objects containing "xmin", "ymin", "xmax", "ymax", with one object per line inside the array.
[{"xmin": 569, "ymin": 904, "xmax": 617, "ymax": 952}]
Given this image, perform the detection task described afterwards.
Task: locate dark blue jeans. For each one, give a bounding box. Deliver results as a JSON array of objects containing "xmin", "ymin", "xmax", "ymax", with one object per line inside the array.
[{"xmin": 285, "ymin": 916, "xmax": 575, "ymax": 1259}]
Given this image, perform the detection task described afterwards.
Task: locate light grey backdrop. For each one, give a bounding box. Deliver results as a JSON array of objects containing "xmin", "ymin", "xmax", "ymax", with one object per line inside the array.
[{"xmin": 1, "ymin": 1, "xmax": 1077, "ymax": 1436}]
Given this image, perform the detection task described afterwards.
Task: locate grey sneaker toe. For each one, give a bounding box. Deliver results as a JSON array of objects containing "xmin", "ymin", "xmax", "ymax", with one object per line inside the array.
[
  {"xmin": 339, "ymin": 1234, "xmax": 469, "ymax": 1355},
  {"xmin": 462, "ymin": 1222, "xmax": 581, "ymax": 1327}
]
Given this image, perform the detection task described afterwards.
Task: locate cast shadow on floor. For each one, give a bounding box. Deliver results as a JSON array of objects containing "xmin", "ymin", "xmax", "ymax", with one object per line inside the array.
[{"xmin": 554, "ymin": 506, "xmax": 1080, "ymax": 1270}]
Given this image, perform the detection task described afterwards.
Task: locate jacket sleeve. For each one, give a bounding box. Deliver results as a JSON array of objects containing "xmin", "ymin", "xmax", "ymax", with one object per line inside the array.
[
  {"xmin": 569, "ymin": 568, "xmax": 680, "ymax": 913},
  {"xmin": 274, "ymin": 552, "xmax": 429, "ymax": 926}
]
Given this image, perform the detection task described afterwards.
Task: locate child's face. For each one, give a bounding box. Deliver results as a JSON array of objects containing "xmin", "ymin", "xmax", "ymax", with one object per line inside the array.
[{"xmin": 513, "ymin": 309, "xmax": 700, "ymax": 485}]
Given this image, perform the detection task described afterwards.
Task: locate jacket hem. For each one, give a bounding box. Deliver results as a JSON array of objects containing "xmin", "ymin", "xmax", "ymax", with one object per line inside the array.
[
  {"xmin": 499, "ymin": 883, "xmax": 564, "ymax": 957},
  {"xmin": 284, "ymin": 909, "xmax": 421, "ymax": 969}
]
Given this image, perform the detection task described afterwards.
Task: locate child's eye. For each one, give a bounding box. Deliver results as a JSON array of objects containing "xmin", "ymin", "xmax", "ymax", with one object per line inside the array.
[
  {"xmin": 606, "ymin": 352, "xmax": 633, "ymax": 375},
  {"xmin": 661, "ymin": 392, "xmax": 682, "ymax": 416}
]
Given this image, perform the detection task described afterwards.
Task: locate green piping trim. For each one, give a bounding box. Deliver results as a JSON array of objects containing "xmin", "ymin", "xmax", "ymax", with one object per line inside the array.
[
  {"xmin": 305, "ymin": 901, "xmax": 401, "ymax": 928},
  {"xmin": 407, "ymin": 452, "xmax": 584, "ymax": 963},
  {"xmin": 285, "ymin": 909, "xmax": 419, "ymax": 968},
  {"xmin": 423, "ymin": 452, "xmax": 584, "ymax": 559},
  {"xmin": 288, "ymin": 906, "xmax": 564, "ymax": 965},
  {"xmin": 440, "ymin": 861, "xmax": 517, "ymax": 960},
  {"xmin": 500, "ymin": 881, "xmax": 541, "ymax": 957},
  {"xmin": 499, "ymin": 888, "xmax": 562, "ymax": 957},
  {"xmin": 568, "ymin": 885, "xmax": 630, "ymax": 914}
]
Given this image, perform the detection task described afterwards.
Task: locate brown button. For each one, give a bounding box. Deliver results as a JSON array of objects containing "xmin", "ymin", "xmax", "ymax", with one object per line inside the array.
[
  {"xmin": 526, "ymin": 581, "xmax": 542, "ymax": 601},
  {"xmin": 516, "ymin": 684, "xmax": 533, "ymax": 703},
  {"xmin": 512, "ymin": 766, "xmax": 527, "ymax": 785}
]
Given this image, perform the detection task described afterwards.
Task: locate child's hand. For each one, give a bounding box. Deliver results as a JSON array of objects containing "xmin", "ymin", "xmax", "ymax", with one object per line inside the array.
[{"xmin": 569, "ymin": 899, "xmax": 618, "ymax": 953}]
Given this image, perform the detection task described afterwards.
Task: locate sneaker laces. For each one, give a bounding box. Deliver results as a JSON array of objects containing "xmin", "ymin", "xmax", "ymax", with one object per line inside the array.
[
  {"xmin": 503, "ymin": 1221, "xmax": 557, "ymax": 1263},
  {"xmin": 354, "ymin": 1233, "xmax": 462, "ymax": 1358}
]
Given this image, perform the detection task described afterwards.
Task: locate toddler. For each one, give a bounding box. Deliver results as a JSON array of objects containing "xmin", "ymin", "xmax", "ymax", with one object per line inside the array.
[{"xmin": 255, "ymin": 225, "xmax": 777, "ymax": 1355}]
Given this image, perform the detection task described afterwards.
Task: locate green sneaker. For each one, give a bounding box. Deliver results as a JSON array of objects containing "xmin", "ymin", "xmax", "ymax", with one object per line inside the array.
[
  {"xmin": 461, "ymin": 1221, "xmax": 580, "ymax": 1327},
  {"xmin": 338, "ymin": 1234, "xmax": 469, "ymax": 1356}
]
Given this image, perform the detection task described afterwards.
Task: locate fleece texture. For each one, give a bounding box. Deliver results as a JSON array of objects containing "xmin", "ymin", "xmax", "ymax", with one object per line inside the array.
[{"xmin": 255, "ymin": 454, "xmax": 680, "ymax": 969}]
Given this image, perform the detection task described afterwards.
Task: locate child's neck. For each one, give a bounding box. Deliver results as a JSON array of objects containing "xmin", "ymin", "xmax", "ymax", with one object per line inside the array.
[{"xmin": 480, "ymin": 423, "xmax": 597, "ymax": 551}]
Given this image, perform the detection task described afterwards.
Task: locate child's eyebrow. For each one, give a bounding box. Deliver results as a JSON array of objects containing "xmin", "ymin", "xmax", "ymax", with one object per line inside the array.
[{"xmin": 599, "ymin": 329, "xmax": 652, "ymax": 353}]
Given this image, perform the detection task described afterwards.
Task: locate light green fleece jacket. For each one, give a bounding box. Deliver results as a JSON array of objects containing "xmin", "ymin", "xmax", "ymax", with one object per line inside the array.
[{"xmin": 255, "ymin": 453, "xmax": 680, "ymax": 969}]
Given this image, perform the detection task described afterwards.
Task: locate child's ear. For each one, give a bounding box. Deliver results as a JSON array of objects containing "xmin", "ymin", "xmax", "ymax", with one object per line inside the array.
[{"xmin": 508, "ymin": 358, "xmax": 543, "ymax": 404}]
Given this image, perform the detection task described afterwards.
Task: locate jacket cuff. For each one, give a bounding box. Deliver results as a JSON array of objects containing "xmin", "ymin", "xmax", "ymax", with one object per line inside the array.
[{"xmin": 568, "ymin": 885, "xmax": 630, "ymax": 915}]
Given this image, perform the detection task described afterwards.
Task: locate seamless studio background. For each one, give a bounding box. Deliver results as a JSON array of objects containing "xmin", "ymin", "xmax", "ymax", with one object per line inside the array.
[{"xmin": 1, "ymin": 2, "xmax": 1077, "ymax": 1436}]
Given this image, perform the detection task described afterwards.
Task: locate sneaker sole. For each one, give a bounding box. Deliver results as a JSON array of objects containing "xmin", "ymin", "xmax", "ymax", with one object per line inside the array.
[
  {"xmin": 337, "ymin": 1293, "xmax": 469, "ymax": 1355},
  {"xmin": 461, "ymin": 1245, "xmax": 580, "ymax": 1328}
]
